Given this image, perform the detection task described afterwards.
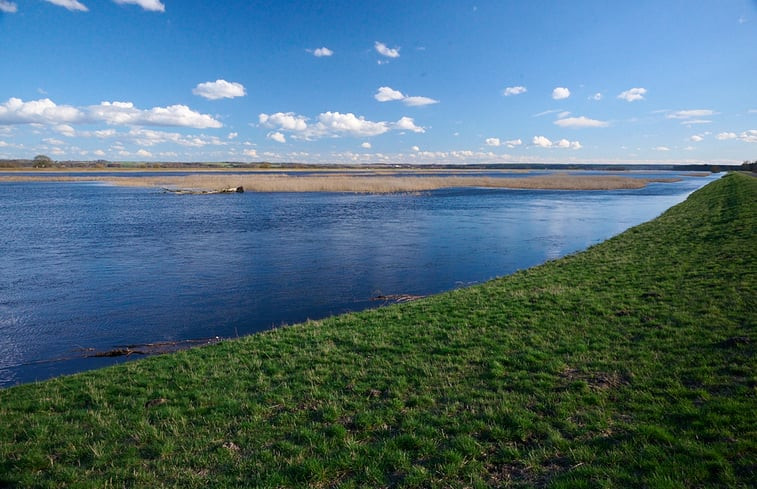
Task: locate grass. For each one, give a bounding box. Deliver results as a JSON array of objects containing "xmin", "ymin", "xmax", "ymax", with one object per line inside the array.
[
  {"xmin": 0, "ymin": 172, "xmax": 680, "ymax": 192},
  {"xmin": 0, "ymin": 173, "xmax": 754, "ymax": 488}
]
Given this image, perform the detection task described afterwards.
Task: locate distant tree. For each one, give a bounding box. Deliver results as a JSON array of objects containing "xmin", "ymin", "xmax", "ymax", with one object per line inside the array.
[{"xmin": 33, "ymin": 155, "xmax": 53, "ymax": 168}]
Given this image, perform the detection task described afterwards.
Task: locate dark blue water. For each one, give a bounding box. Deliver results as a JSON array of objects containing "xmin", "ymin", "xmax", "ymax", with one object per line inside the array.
[{"xmin": 0, "ymin": 173, "xmax": 718, "ymax": 387}]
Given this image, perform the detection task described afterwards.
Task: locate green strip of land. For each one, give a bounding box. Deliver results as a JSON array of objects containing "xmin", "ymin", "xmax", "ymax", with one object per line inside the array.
[{"xmin": 1, "ymin": 173, "xmax": 755, "ymax": 488}]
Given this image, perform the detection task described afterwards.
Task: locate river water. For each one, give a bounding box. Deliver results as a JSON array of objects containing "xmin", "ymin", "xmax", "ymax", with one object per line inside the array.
[{"xmin": 0, "ymin": 172, "xmax": 718, "ymax": 387}]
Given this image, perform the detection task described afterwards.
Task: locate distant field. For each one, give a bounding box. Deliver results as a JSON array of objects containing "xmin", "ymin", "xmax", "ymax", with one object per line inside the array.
[
  {"xmin": 0, "ymin": 171, "xmax": 680, "ymax": 192},
  {"xmin": 0, "ymin": 173, "xmax": 753, "ymax": 487}
]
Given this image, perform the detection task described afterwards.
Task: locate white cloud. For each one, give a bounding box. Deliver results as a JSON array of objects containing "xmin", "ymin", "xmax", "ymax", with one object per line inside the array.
[
  {"xmin": 259, "ymin": 112, "xmax": 308, "ymax": 132},
  {"xmin": 552, "ymin": 87, "xmax": 570, "ymax": 100},
  {"xmin": 93, "ymin": 149, "xmax": 106, "ymax": 157},
  {"xmin": 590, "ymin": 92, "xmax": 602, "ymax": 101},
  {"xmin": 394, "ymin": 116, "xmax": 425, "ymax": 133},
  {"xmin": 532, "ymin": 135, "xmax": 581, "ymax": 149},
  {"xmin": 554, "ymin": 116, "xmax": 609, "ymax": 128},
  {"xmin": 739, "ymin": 130, "xmax": 757, "ymax": 143},
  {"xmin": 311, "ymin": 47, "xmax": 333, "ymax": 57},
  {"xmin": 717, "ymin": 130, "xmax": 757, "ymax": 143},
  {"xmin": 136, "ymin": 149, "xmax": 153, "ymax": 157},
  {"xmin": 227, "ymin": 132, "xmax": 238, "ymax": 139},
  {"xmin": 0, "ymin": 98, "xmax": 83, "ymax": 124},
  {"xmin": 55, "ymin": 124, "xmax": 76, "ymax": 137},
  {"xmin": 485, "ymin": 137, "xmax": 501, "ymax": 147},
  {"xmin": 0, "ymin": 1, "xmax": 17, "ymax": 13},
  {"xmin": 267, "ymin": 131, "xmax": 286, "ymax": 143},
  {"xmin": 0, "ymin": 98, "xmax": 221, "ymax": 129},
  {"xmin": 243, "ymin": 149, "xmax": 258, "ymax": 158},
  {"xmin": 533, "ymin": 109, "xmax": 561, "ymax": 118},
  {"xmin": 375, "ymin": 41, "xmax": 400, "ymax": 58},
  {"xmin": 192, "ymin": 79, "xmax": 246, "ymax": 100},
  {"xmin": 667, "ymin": 109, "xmax": 716, "ymax": 119},
  {"xmin": 653, "ymin": 146, "xmax": 670, "ymax": 151},
  {"xmin": 411, "ymin": 146, "xmax": 420, "ymax": 152},
  {"xmin": 259, "ymin": 111, "xmax": 424, "ymax": 139},
  {"xmin": 315, "ymin": 112, "xmax": 389, "ymax": 137},
  {"xmin": 690, "ymin": 135, "xmax": 704, "ymax": 142},
  {"xmin": 90, "ymin": 101, "xmax": 222, "ymax": 128},
  {"xmin": 44, "ymin": 0, "xmax": 87, "ymax": 11},
  {"xmin": 503, "ymin": 86, "xmax": 527, "ymax": 96},
  {"xmin": 113, "ymin": 0, "xmax": 165, "ymax": 11},
  {"xmin": 361, "ymin": 142, "xmax": 372, "ymax": 149},
  {"xmin": 681, "ymin": 120, "xmax": 712, "ymax": 125},
  {"xmin": 374, "ymin": 87, "xmax": 438, "ymax": 106},
  {"xmin": 403, "ymin": 96, "xmax": 439, "ymax": 107},
  {"xmin": 505, "ymin": 139, "xmax": 522, "ymax": 148},
  {"xmin": 374, "ymin": 86, "xmax": 405, "ymax": 102},
  {"xmin": 532, "ymin": 136, "xmax": 553, "ymax": 148},
  {"xmin": 617, "ymin": 87, "xmax": 647, "ymax": 102}
]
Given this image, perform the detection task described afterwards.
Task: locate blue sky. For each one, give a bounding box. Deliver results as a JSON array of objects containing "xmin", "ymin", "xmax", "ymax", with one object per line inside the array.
[{"xmin": 0, "ymin": 0, "xmax": 755, "ymax": 165}]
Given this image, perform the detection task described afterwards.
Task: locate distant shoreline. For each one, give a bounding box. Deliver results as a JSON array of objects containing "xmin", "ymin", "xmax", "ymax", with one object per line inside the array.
[{"xmin": 0, "ymin": 171, "xmax": 686, "ymax": 192}]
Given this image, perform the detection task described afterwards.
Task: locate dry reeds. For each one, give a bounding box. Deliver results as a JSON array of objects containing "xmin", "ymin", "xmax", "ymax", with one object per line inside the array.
[{"xmin": 0, "ymin": 172, "xmax": 680, "ymax": 193}]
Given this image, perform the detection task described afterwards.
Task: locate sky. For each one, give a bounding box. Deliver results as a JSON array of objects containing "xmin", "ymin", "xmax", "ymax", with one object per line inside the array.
[{"xmin": 0, "ymin": 0, "xmax": 755, "ymax": 165}]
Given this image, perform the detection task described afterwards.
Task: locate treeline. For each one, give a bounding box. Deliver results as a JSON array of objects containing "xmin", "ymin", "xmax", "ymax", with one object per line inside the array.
[{"xmin": 0, "ymin": 155, "xmax": 751, "ymax": 172}]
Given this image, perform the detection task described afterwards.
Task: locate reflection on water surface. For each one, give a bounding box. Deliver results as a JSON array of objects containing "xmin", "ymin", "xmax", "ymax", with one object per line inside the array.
[{"xmin": 0, "ymin": 173, "xmax": 717, "ymax": 386}]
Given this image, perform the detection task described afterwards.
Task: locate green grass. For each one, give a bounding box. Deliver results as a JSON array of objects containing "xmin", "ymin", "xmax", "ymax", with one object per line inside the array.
[{"xmin": 1, "ymin": 173, "xmax": 755, "ymax": 488}]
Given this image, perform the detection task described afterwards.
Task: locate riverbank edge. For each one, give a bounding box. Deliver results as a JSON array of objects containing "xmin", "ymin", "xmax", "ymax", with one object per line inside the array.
[{"xmin": 1, "ymin": 173, "xmax": 754, "ymax": 488}]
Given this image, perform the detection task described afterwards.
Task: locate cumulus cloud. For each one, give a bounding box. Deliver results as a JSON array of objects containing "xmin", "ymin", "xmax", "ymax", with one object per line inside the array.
[
  {"xmin": 554, "ymin": 116, "xmax": 609, "ymax": 128},
  {"xmin": 690, "ymin": 135, "xmax": 704, "ymax": 142},
  {"xmin": 505, "ymin": 139, "xmax": 522, "ymax": 148},
  {"xmin": 487, "ymin": 137, "xmax": 523, "ymax": 149},
  {"xmin": 0, "ymin": 98, "xmax": 223, "ymax": 129},
  {"xmin": 0, "ymin": 97, "xmax": 83, "ymax": 124},
  {"xmin": 55, "ymin": 124, "xmax": 76, "ymax": 137},
  {"xmin": 267, "ymin": 131, "xmax": 286, "ymax": 143},
  {"xmin": 411, "ymin": 146, "xmax": 420, "ymax": 152},
  {"xmin": 394, "ymin": 116, "xmax": 425, "ymax": 133},
  {"xmin": 503, "ymin": 86, "xmax": 527, "ymax": 96},
  {"xmin": 113, "ymin": 0, "xmax": 165, "ymax": 11},
  {"xmin": 310, "ymin": 47, "xmax": 333, "ymax": 57},
  {"xmin": 717, "ymin": 130, "xmax": 757, "ymax": 142},
  {"xmin": 243, "ymin": 149, "xmax": 258, "ymax": 158},
  {"xmin": 552, "ymin": 87, "xmax": 571, "ymax": 100},
  {"xmin": 374, "ymin": 86, "xmax": 439, "ymax": 106},
  {"xmin": 192, "ymin": 79, "xmax": 246, "ymax": 100},
  {"xmin": 259, "ymin": 111, "xmax": 425, "ymax": 139},
  {"xmin": 259, "ymin": 112, "xmax": 308, "ymax": 131},
  {"xmin": 0, "ymin": 1, "xmax": 18, "ymax": 13},
  {"xmin": 136, "ymin": 149, "xmax": 153, "ymax": 157},
  {"xmin": 617, "ymin": 87, "xmax": 647, "ymax": 102},
  {"xmin": 44, "ymin": 0, "xmax": 87, "ymax": 11},
  {"xmin": 532, "ymin": 135, "xmax": 581, "ymax": 149},
  {"xmin": 590, "ymin": 92, "xmax": 602, "ymax": 101},
  {"xmin": 374, "ymin": 86, "xmax": 405, "ymax": 102},
  {"xmin": 375, "ymin": 41, "xmax": 400, "ymax": 58},
  {"xmin": 90, "ymin": 101, "xmax": 222, "ymax": 128},
  {"xmin": 361, "ymin": 142, "xmax": 372, "ymax": 149},
  {"xmin": 653, "ymin": 146, "xmax": 670, "ymax": 151}
]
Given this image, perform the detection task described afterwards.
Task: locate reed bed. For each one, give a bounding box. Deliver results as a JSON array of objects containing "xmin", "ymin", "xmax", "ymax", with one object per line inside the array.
[{"xmin": 0, "ymin": 173, "xmax": 680, "ymax": 192}]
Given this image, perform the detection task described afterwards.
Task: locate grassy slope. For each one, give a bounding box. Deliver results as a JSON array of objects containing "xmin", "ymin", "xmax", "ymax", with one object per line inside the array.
[{"xmin": 1, "ymin": 173, "xmax": 754, "ymax": 488}]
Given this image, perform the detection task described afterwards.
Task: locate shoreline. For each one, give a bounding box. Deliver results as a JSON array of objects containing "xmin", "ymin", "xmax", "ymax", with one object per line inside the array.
[{"xmin": 0, "ymin": 171, "xmax": 682, "ymax": 192}]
